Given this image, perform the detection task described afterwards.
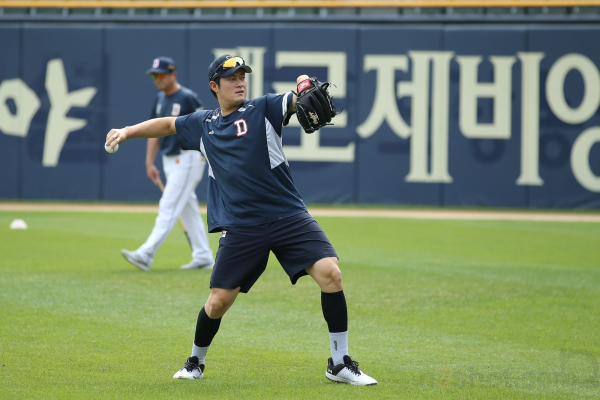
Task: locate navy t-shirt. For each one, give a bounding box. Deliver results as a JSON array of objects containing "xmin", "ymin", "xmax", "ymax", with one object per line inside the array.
[
  {"xmin": 150, "ymin": 86, "xmax": 203, "ymax": 156},
  {"xmin": 175, "ymin": 93, "xmax": 306, "ymax": 232}
]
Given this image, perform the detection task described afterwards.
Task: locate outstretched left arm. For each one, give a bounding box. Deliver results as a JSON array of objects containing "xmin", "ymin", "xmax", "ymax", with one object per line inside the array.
[{"xmin": 105, "ymin": 117, "xmax": 177, "ymax": 150}]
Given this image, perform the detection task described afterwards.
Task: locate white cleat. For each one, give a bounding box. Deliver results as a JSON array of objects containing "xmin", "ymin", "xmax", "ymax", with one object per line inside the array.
[
  {"xmin": 326, "ymin": 355, "xmax": 377, "ymax": 386},
  {"xmin": 180, "ymin": 260, "xmax": 214, "ymax": 270},
  {"xmin": 120, "ymin": 249, "xmax": 150, "ymax": 271},
  {"xmin": 173, "ymin": 356, "xmax": 204, "ymax": 379}
]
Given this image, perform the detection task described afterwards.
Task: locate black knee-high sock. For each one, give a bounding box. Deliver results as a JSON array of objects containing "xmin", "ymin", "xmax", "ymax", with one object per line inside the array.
[
  {"xmin": 321, "ymin": 290, "xmax": 348, "ymax": 333},
  {"xmin": 194, "ymin": 306, "xmax": 222, "ymax": 348}
]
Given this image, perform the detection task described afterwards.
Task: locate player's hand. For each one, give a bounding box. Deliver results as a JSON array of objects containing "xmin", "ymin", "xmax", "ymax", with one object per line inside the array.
[
  {"xmin": 290, "ymin": 75, "xmax": 309, "ymax": 113},
  {"xmin": 105, "ymin": 127, "xmax": 129, "ymax": 150},
  {"xmin": 296, "ymin": 75, "xmax": 309, "ymax": 84},
  {"xmin": 146, "ymin": 164, "xmax": 161, "ymax": 186}
]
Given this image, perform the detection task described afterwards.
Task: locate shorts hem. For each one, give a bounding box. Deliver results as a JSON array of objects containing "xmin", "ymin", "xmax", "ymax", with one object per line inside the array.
[{"xmin": 209, "ymin": 284, "xmax": 248, "ymax": 294}]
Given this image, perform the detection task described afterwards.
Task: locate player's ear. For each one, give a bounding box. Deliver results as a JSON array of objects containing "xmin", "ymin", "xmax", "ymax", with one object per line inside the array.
[{"xmin": 209, "ymin": 81, "xmax": 219, "ymax": 97}]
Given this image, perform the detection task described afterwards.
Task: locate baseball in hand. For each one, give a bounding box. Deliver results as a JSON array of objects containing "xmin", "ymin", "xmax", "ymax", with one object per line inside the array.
[{"xmin": 105, "ymin": 143, "xmax": 119, "ymax": 153}]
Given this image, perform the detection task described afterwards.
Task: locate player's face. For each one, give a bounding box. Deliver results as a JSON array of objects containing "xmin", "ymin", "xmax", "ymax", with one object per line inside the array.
[
  {"xmin": 152, "ymin": 72, "xmax": 176, "ymax": 91},
  {"xmin": 218, "ymin": 69, "xmax": 247, "ymax": 106}
]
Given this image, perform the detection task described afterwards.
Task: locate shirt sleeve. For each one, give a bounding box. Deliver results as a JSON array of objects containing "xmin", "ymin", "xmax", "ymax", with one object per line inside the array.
[
  {"xmin": 175, "ymin": 111, "xmax": 206, "ymax": 151},
  {"xmin": 265, "ymin": 93, "xmax": 294, "ymax": 136}
]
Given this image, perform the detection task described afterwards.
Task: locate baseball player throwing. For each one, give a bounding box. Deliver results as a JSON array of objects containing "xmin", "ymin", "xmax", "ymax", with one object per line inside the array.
[
  {"xmin": 120, "ymin": 56, "xmax": 213, "ymax": 271},
  {"xmin": 106, "ymin": 55, "xmax": 376, "ymax": 385}
]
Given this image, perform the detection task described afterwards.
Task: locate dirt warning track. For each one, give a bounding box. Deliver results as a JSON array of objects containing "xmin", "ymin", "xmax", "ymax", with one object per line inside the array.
[{"xmin": 1, "ymin": 202, "xmax": 599, "ymax": 223}]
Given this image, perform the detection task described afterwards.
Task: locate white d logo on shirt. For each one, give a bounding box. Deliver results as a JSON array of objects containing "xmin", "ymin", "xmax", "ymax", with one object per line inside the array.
[
  {"xmin": 234, "ymin": 119, "xmax": 248, "ymax": 137},
  {"xmin": 171, "ymin": 103, "xmax": 181, "ymax": 116}
]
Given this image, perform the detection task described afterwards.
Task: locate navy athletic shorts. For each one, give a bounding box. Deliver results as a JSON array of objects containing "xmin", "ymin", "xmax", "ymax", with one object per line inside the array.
[{"xmin": 210, "ymin": 211, "xmax": 338, "ymax": 293}]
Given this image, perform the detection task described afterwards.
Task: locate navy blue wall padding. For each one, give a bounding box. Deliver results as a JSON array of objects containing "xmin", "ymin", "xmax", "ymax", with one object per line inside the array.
[
  {"xmin": 21, "ymin": 26, "xmax": 103, "ymax": 200},
  {"xmin": 444, "ymin": 26, "xmax": 527, "ymax": 207},
  {"xmin": 357, "ymin": 27, "xmax": 444, "ymax": 205},
  {"xmin": 0, "ymin": 26, "xmax": 22, "ymax": 200},
  {"xmin": 527, "ymin": 26, "xmax": 600, "ymax": 208},
  {"xmin": 0, "ymin": 22, "xmax": 599, "ymax": 208}
]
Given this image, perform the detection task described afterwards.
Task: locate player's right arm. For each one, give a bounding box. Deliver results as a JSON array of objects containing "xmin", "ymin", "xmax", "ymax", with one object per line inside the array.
[
  {"xmin": 145, "ymin": 138, "xmax": 161, "ymax": 185},
  {"xmin": 105, "ymin": 117, "xmax": 176, "ymax": 150}
]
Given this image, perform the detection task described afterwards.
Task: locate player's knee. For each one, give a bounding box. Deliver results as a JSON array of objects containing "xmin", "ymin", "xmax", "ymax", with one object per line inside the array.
[
  {"xmin": 158, "ymin": 197, "xmax": 177, "ymax": 210},
  {"xmin": 323, "ymin": 258, "xmax": 342, "ymax": 288},
  {"xmin": 205, "ymin": 295, "xmax": 233, "ymax": 318},
  {"xmin": 330, "ymin": 265, "xmax": 342, "ymax": 287}
]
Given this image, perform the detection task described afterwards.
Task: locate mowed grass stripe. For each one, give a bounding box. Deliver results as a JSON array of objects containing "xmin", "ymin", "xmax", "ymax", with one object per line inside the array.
[{"xmin": 0, "ymin": 211, "xmax": 598, "ymax": 399}]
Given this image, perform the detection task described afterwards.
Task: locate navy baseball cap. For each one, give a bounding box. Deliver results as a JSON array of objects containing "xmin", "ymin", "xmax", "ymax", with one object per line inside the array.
[
  {"xmin": 208, "ymin": 55, "xmax": 252, "ymax": 81},
  {"xmin": 146, "ymin": 56, "xmax": 176, "ymax": 74}
]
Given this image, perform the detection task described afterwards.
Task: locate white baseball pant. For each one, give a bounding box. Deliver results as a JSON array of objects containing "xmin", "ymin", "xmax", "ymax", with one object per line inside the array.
[{"xmin": 137, "ymin": 150, "xmax": 213, "ymax": 265}]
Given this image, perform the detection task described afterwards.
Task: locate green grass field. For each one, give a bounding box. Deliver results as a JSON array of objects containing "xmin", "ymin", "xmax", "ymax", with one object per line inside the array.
[{"xmin": 1, "ymin": 210, "xmax": 599, "ymax": 399}]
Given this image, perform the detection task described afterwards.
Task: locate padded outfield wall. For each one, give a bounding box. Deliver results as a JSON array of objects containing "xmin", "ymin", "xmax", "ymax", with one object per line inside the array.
[{"xmin": 0, "ymin": 23, "xmax": 599, "ymax": 208}]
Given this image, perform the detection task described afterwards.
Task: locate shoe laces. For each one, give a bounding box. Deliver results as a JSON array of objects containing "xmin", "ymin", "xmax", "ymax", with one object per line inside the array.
[
  {"xmin": 345, "ymin": 359, "xmax": 361, "ymax": 376},
  {"xmin": 184, "ymin": 358, "xmax": 199, "ymax": 372}
]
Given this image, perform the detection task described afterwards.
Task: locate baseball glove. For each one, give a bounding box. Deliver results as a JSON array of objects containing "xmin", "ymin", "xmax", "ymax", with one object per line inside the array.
[{"xmin": 293, "ymin": 77, "xmax": 339, "ymax": 134}]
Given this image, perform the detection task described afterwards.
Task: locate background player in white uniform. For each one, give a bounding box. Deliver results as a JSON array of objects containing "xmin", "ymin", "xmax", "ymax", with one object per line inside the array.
[{"xmin": 121, "ymin": 57, "xmax": 213, "ymax": 271}]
